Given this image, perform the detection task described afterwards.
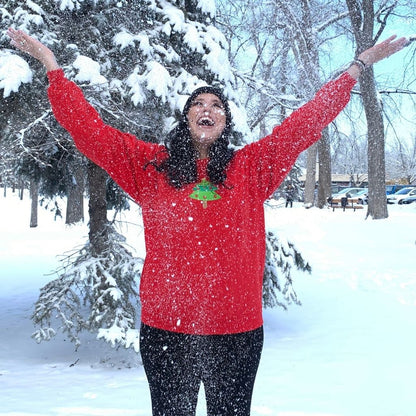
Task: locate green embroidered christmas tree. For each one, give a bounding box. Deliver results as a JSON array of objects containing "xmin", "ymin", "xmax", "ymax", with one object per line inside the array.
[{"xmin": 189, "ymin": 178, "xmax": 221, "ymax": 208}]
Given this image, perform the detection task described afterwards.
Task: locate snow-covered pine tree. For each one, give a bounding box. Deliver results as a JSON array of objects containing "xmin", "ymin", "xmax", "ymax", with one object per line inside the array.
[
  {"xmin": 1, "ymin": 0, "xmax": 310, "ymax": 351},
  {"xmin": 0, "ymin": 0, "xmax": 247, "ymax": 209},
  {"xmin": 263, "ymin": 230, "xmax": 311, "ymax": 310},
  {"xmin": 0, "ymin": 1, "xmax": 87, "ymax": 221},
  {"xmin": 0, "ymin": 0, "xmax": 250, "ymax": 350}
]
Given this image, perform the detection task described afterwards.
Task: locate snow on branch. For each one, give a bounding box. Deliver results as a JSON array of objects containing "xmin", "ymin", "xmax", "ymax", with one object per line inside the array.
[
  {"xmin": 55, "ymin": 0, "xmax": 81, "ymax": 11},
  {"xmin": 73, "ymin": 55, "xmax": 107, "ymax": 85},
  {"xmin": 26, "ymin": 0, "xmax": 45, "ymax": 15},
  {"xmin": 144, "ymin": 61, "xmax": 173, "ymax": 102},
  {"xmin": 0, "ymin": 51, "xmax": 32, "ymax": 98},
  {"xmin": 13, "ymin": 7, "xmax": 44, "ymax": 27},
  {"xmin": 113, "ymin": 31, "xmax": 152, "ymax": 56},
  {"xmin": 197, "ymin": 0, "xmax": 216, "ymax": 17},
  {"xmin": 31, "ymin": 225, "xmax": 144, "ymax": 351},
  {"xmin": 157, "ymin": 0, "xmax": 186, "ymax": 32},
  {"xmin": 183, "ymin": 25, "xmax": 204, "ymax": 53},
  {"xmin": 203, "ymin": 43, "xmax": 233, "ymax": 83}
]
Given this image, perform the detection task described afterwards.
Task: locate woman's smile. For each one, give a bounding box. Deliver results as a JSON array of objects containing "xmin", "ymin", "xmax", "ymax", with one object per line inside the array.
[{"xmin": 187, "ymin": 93, "xmax": 227, "ymax": 157}]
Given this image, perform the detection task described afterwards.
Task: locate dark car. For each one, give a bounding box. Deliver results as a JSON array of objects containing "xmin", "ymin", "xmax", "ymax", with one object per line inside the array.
[
  {"xmin": 386, "ymin": 184, "xmax": 415, "ymax": 195},
  {"xmin": 401, "ymin": 195, "xmax": 416, "ymax": 205}
]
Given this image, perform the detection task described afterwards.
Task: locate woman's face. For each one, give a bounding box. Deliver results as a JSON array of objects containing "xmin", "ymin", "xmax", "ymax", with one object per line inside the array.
[{"xmin": 187, "ymin": 93, "xmax": 227, "ymax": 158}]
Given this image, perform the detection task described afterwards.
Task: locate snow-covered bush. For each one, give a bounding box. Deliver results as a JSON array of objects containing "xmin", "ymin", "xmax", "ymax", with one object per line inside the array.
[{"xmin": 32, "ymin": 225, "xmax": 144, "ymax": 351}]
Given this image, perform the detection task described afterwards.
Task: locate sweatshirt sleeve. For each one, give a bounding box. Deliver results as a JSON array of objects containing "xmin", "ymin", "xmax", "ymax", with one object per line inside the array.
[
  {"xmin": 239, "ymin": 72, "xmax": 357, "ymax": 201},
  {"xmin": 47, "ymin": 69, "xmax": 164, "ymax": 203}
]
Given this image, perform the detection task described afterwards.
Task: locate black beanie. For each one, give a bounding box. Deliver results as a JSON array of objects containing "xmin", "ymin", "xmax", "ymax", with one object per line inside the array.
[{"xmin": 181, "ymin": 86, "xmax": 232, "ymax": 129}]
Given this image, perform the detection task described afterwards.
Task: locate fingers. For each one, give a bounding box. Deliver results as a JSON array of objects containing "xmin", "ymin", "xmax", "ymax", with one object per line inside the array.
[
  {"xmin": 383, "ymin": 35, "xmax": 407, "ymax": 50},
  {"xmin": 381, "ymin": 34, "xmax": 398, "ymax": 43},
  {"xmin": 360, "ymin": 35, "xmax": 408, "ymax": 65},
  {"xmin": 7, "ymin": 28, "xmax": 30, "ymax": 52},
  {"xmin": 396, "ymin": 37, "xmax": 410, "ymax": 49},
  {"xmin": 384, "ymin": 36, "xmax": 408, "ymax": 57}
]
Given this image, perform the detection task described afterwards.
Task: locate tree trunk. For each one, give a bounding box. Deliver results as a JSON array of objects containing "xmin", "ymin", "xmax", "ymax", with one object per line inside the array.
[
  {"xmin": 66, "ymin": 165, "xmax": 85, "ymax": 225},
  {"xmin": 317, "ymin": 128, "xmax": 332, "ymax": 208},
  {"xmin": 345, "ymin": 0, "xmax": 392, "ymax": 219},
  {"xmin": 360, "ymin": 69, "xmax": 388, "ymax": 219},
  {"xmin": 19, "ymin": 178, "xmax": 24, "ymax": 200},
  {"xmin": 87, "ymin": 161, "xmax": 108, "ymax": 257},
  {"xmin": 303, "ymin": 144, "xmax": 318, "ymax": 206},
  {"xmin": 30, "ymin": 179, "xmax": 39, "ymax": 228}
]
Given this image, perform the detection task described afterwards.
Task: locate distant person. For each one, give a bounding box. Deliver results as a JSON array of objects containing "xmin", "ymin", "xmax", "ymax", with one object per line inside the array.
[
  {"xmin": 7, "ymin": 27, "xmax": 408, "ymax": 416},
  {"xmin": 284, "ymin": 184, "xmax": 296, "ymax": 208}
]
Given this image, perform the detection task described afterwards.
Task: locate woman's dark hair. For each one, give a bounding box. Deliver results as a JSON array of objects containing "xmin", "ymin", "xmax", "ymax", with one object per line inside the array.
[{"xmin": 158, "ymin": 86, "xmax": 235, "ymax": 189}]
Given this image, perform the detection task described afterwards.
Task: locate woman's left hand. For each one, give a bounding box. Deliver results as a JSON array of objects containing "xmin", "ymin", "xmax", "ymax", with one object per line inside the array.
[
  {"xmin": 347, "ymin": 34, "xmax": 409, "ymax": 79},
  {"xmin": 358, "ymin": 35, "xmax": 409, "ymax": 66}
]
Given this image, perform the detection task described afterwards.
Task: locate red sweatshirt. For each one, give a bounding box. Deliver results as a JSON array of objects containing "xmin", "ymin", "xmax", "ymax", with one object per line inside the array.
[{"xmin": 47, "ymin": 69, "xmax": 356, "ymax": 335}]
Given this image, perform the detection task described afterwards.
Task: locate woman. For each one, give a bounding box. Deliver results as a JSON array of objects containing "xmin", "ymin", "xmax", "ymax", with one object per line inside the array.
[{"xmin": 7, "ymin": 27, "xmax": 407, "ymax": 416}]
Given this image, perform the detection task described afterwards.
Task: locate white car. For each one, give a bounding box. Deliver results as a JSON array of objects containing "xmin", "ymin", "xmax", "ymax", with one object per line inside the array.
[
  {"xmin": 327, "ymin": 187, "xmax": 367, "ymax": 207},
  {"xmin": 331, "ymin": 187, "xmax": 365, "ymax": 199},
  {"xmin": 387, "ymin": 187, "xmax": 416, "ymax": 204}
]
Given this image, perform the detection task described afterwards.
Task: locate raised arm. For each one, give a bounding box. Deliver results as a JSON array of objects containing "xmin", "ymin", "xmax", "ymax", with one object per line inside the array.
[
  {"xmin": 277, "ymin": 33, "xmax": 410, "ymax": 147},
  {"xmin": 6, "ymin": 28, "xmax": 163, "ymax": 203},
  {"xmin": 240, "ymin": 35, "xmax": 409, "ymax": 201},
  {"xmin": 7, "ymin": 28, "xmax": 60, "ymax": 72},
  {"xmin": 7, "ymin": 28, "xmax": 110, "ymax": 148}
]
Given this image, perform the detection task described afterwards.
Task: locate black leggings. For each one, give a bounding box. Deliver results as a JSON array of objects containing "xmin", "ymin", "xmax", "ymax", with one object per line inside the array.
[{"xmin": 140, "ymin": 324, "xmax": 264, "ymax": 416}]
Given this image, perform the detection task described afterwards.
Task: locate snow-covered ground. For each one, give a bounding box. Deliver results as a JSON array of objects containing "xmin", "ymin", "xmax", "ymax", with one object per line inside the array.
[{"xmin": 1, "ymin": 190, "xmax": 415, "ymax": 416}]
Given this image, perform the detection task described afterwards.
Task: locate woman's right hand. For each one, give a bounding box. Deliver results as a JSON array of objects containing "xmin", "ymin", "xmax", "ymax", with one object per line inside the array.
[{"xmin": 7, "ymin": 28, "xmax": 60, "ymax": 72}]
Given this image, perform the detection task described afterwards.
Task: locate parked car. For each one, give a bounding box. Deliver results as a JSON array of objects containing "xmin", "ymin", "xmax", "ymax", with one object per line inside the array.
[
  {"xmin": 401, "ymin": 195, "xmax": 416, "ymax": 205},
  {"xmin": 327, "ymin": 187, "xmax": 367, "ymax": 206},
  {"xmin": 331, "ymin": 185, "xmax": 348, "ymax": 194},
  {"xmin": 353, "ymin": 188, "xmax": 368, "ymax": 205},
  {"xmin": 330, "ymin": 187, "xmax": 366, "ymax": 199},
  {"xmin": 387, "ymin": 187, "xmax": 416, "ymax": 204},
  {"xmin": 386, "ymin": 184, "xmax": 414, "ymax": 195}
]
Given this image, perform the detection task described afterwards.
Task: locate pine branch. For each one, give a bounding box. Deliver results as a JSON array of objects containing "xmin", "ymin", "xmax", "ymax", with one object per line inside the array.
[{"xmin": 263, "ymin": 229, "xmax": 311, "ymax": 310}]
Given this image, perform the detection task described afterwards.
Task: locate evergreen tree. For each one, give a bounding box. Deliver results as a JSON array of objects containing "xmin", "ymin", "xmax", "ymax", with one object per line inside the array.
[
  {"xmin": 1, "ymin": 0, "xmax": 310, "ymax": 351},
  {"xmin": 0, "ymin": 0, "xmax": 248, "ymax": 349},
  {"xmin": 0, "ymin": 0, "xmax": 245, "ymax": 206}
]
